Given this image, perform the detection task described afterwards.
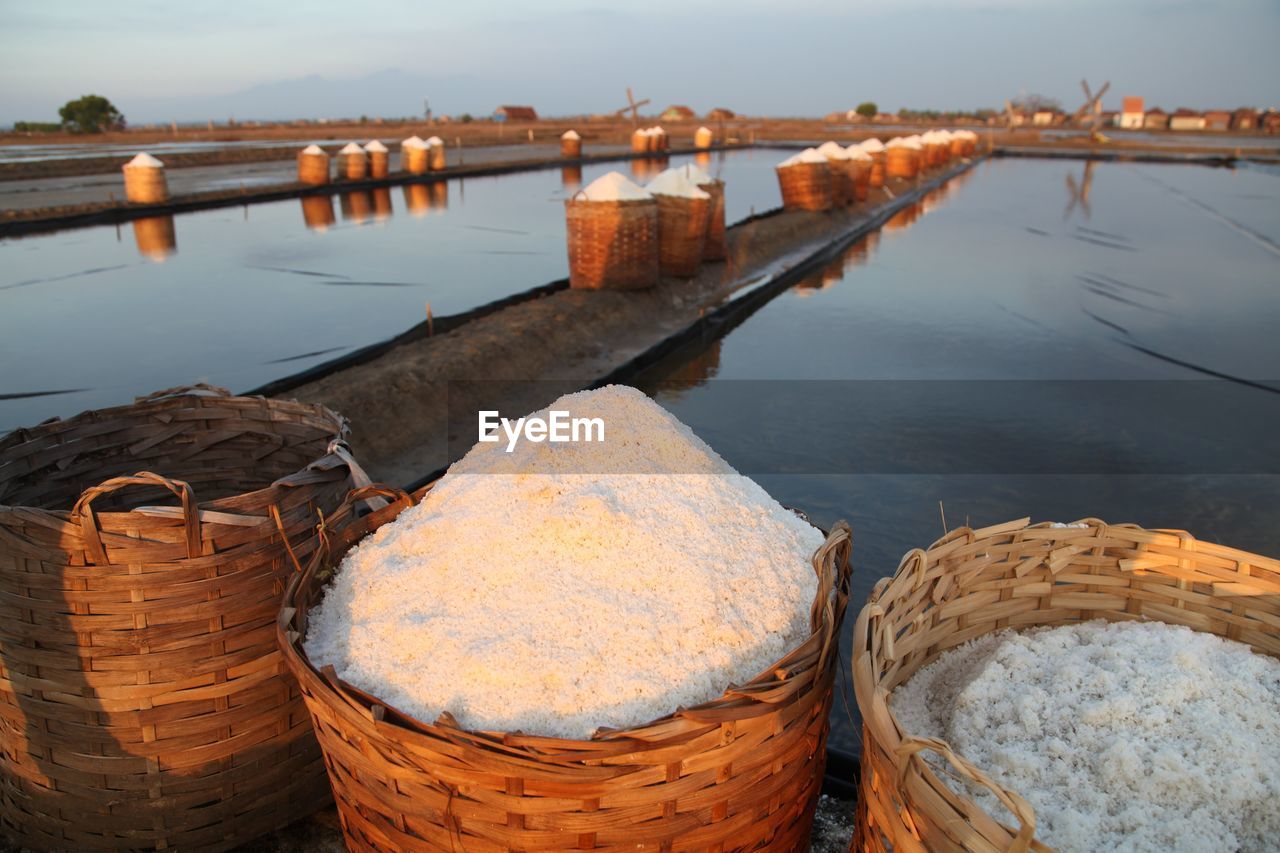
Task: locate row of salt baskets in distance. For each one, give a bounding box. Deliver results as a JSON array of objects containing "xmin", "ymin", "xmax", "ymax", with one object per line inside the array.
[
  {"xmin": 775, "ymin": 130, "xmax": 978, "ymax": 211},
  {"xmin": 297, "ymin": 136, "xmax": 449, "ymax": 185},
  {"xmin": 565, "ymin": 166, "xmax": 726, "ymax": 290}
]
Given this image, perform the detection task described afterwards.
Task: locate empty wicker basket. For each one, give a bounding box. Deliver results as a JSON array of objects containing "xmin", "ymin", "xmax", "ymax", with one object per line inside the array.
[
  {"xmin": 279, "ymin": 487, "xmax": 853, "ymax": 852},
  {"xmin": 654, "ymin": 192, "xmax": 711, "ymax": 278},
  {"xmin": 777, "ymin": 162, "xmax": 833, "ymax": 212},
  {"xmin": 698, "ymin": 178, "xmax": 727, "ymax": 261},
  {"xmin": 565, "ymin": 193, "xmax": 660, "ymax": 290},
  {"xmin": 0, "ymin": 385, "xmax": 364, "ymax": 850},
  {"xmin": 852, "ymin": 517, "xmax": 1280, "ymax": 852}
]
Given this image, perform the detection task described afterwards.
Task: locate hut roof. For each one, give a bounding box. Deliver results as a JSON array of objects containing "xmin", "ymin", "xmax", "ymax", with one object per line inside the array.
[{"xmin": 495, "ymin": 105, "xmax": 538, "ymax": 120}]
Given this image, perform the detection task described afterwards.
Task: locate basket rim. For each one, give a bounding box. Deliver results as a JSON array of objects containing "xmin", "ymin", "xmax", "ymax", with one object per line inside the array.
[
  {"xmin": 564, "ymin": 196, "xmax": 657, "ymax": 209},
  {"xmin": 278, "ymin": 484, "xmax": 852, "ymax": 752}
]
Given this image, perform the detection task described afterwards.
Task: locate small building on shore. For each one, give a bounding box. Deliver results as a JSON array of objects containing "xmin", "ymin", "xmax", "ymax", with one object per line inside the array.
[
  {"xmin": 661, "ymin": 105, "xmax": 695, "ymax": 121},
  {"xmin": 1144, "ymin": 107, "xmax": 1168, "ymax": 130},
  {"xmin": 493, "ymin": 105, "xmax": 538, "ymax": 122},
  {"xmin": 1263, "ymin": 111, "xmax": 1280, "ymax": 134},
  {"xmin": 1203, "ymin": 110, "xmax": 1231, "ymax": 131},
  {"xmin": 1169, "ymin": 109, "xmax": 1205, "ymax": 131},
  {"xmin": 706, "ymin": 108, "xmax": 736, "ymax": 121},
  {"xmin": 1120, "ymin": 97, "xmax": 1145, "ymax": 129},
  {"xmin": 1231, "ymin": 108, "xmax": 1258, "ymax": 131},
  {"xmin": 1032, "ymin": 109, "xmax": 1058, "ymax": 126}
]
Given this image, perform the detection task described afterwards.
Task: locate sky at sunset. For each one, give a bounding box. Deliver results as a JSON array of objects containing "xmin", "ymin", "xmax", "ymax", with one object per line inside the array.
[{"xmin": 1, "ymin": 0, "xmax": 1276, "ymax": 125}]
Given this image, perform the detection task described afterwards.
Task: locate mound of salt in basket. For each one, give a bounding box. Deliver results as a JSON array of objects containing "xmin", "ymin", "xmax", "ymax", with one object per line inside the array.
[
  {"xmin": 336, "ymin": 142, "xmax": 367, "ymax": 180},
  {"xmin": 816, "ymin": 141, "xmax": 856, "ymax": 207},
  {"xmin": 280, "ymin": 385, "xmax": 854, "ymax": 852},
  {"xmin": 683, "ymin": 162, "xmax": 727, "ymax": 262},
  {"xmin": 363, "ymin": 139, "xmax": 389, "ymax": 178},
  {"xmin": 564, "ymin": 171, "xmax": 659, "ymax": 290},
  {"xmin": 844, "ymin": 145, "xmax": 873, "ymax": 202},
  {"xmin": 0, "ymin": 385, "xmax": 368, "ymax": 850},
  {"xmin": 695, "ymin": 125, "xmax": 714, "ymax": 149},
  {"xmin": 776, "ymin": 148, "xmax": 833, "ymax": 211},
  {"xmin": 401, "ymin": 135, "xmax": 428, "ymax": 174},
  {"xmin": 885, "ymin": 137, "xmax": 920, "ymax": 179},
  {"xmin": 560, "ymin": 128, "xmax": 582, "ymax": 158},
  {"xmin": 631, "ymin": 127, "xmax": 648, "ymax": 153},
  {"xmin": 648, "ymin": 166, "xmax": 711, "ymax": 278},
  {"xmin": 860, "ymin": 138, "xmax": 887, "ymax": 188},
  {"xmin": 949, "ymin": 130, "xmax": 968, "ymax": 159},
  {"xmin": 297, "ymin": 144, "xmax": 330, "ymax": 185},
  {"xmin": 122, "ymin": 152, "xmax": 168, "ymax": 203},
  {"xmin": 852, "ymin": 517, "xmax": 1280, "ymax": 852}
]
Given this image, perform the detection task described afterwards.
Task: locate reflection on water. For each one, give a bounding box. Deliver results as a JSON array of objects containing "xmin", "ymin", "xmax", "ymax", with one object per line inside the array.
[
  {"xmin": 630, "ymin": 156, "xmax": 669, "ymax": 183},
  {"xmin": 131, "ymin": 216, "xmax": 176, "ymax": 262},
  {"xmin": 372, "ymin": 188, "xmax": 393, "ymax": 223},
  {"xmin": 694, "ymin": 151, "xmax": 712, "ymax": 170},
  {"xmin": 561, "ymin": 165, "xmax": 583, "ymax": 191},
  {"xmin": 339, "ymin": 190, "xmax": 373, "ymax": 224},
  {"xmin": 1065, "ymin": 160, "xmax": 1096, "ymax": 219},
  {"xmin": 300, "ymin": 195, "xmax": 336, "ymax": 231}
]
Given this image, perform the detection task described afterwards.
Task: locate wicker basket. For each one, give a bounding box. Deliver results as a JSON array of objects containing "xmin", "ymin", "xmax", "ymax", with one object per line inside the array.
[
  {"xmin": 828, "ymin": 159, "xmax": 857, "ymax": 207},
  {"xmin": 298, "ymin": 150, "xmax": 331, "ymax": 185},
  {"xmin": 561, "ymin": 135, "xmax": 582, "ymax": 158},
  {"xmin": 695, "ymin": 126, "xmax": 714, "ymax": 149},
  {"xmin": 885, "ymin": 147, "xmax": 918, "ymax": 180},
  {"xmin": 302, "ymin": 194, "xmax": 337, "ymax": 230},
  {"xmin": 950, "ymin": 137, "xmax": 967, "ymax": 159},
  {"xmin": 428, "ymin": 144, "xmax": 447, "ymax": 171},
  {"xmin": 132, "ymin": 215, "xmax": 176, "ymax": 261},
  {"xmin": 123, "ymin": 163, "xmax": 168, "ymax": 204},
  {"xmin": 631, "ymin": 129, "xmax": 648, "ymax": 153},
  {"xmin": 852, "ymin": 517, "xmax": 1280, "ymax": 853},
  {"xmin": 777, "ymin": 162, "xmax": 833, "ymax": 212},
  {"xmin": 403, "ymin": 145, "xmax": 429, "ymax": 174},
  {"xmin": 847, "ymin": 160, "xmax": 872, "ymax": 202},
  {"xmin": 368, "ymin": 150, "xmax": 389, "ymax": 179},
  {"xmin": 337, "ymin": 151, "xmax": 368, "ymax": 181},
  {"xmin": 279, "ymin": 486, "xmax": 853, "ymax": 852},
  {"xmin": 868, "ymin": 151, "xmax": 886, "ymax": 188},
  {"xmin": 655, "ymin": 193, "xmax": 711, "ymax": 278},
  {"xmin": 565, "ymin": 194, "xmax": 659, "ymax": 290},
  {"xmin": 698, "ymin": 178, "xmax": 727, "ymax": 261},
  {"xmin": 0, "ymin": 385, "xmax": 367, "ymax": 850}
]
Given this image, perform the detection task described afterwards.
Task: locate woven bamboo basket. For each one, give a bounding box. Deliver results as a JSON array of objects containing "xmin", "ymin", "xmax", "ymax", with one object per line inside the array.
[
  {"xmin": 279, "ymin": 486, "xmax": 853, "ymax": 852},
  {"xmin": 561, "ymin": 135, "xmax": 582, "ymax": 158},
  {"xmin": 298, "ymin": 150, "xmax": 331, "ymax": 185},
  {"xmin": 777, "ymin": 162, "xmax": 833, "ymax": 212},
  {"xmin": 827, "ymin": 159, "xmax": 856, "ymax": 207},
  {"xmin": 965, "ymin": 138, "xmax": 978, "ymax": 156},
  {"xmin": 0, "ymin": 385, "xmax": 368, "ymax": 850},
  {"xmin": 428, "ymin": 144, "xmax": 447, "ymax": 171},
  {"xmin": 868, "ymin": 151, "xmax": 886, "ymax": 188},
  {"xmin": 131, "ymin": 215, "xmax": 176, "ymax": 261},
  {"xmin": 338, "ymin": 151, "xmax": 368, "ymax": 181},
  {"xmin": 631, "ymin": 129, "xmax": 648, "ymax": 153},
  {"xmin": 565, "ymin": 194, "xmax": 659, "ymax": 290},
  {"xmin": 368, "ymin": 150, "xmax": 389, "ymax": 179},
  {"xmin": 302, "ymin": 194, "xmax": 337, "ymax": 230},
  {"xmin": 403, "ymin": 145, "xmax": 429, "ymax": 174},
  {"xmin": 847, "ymin": 160, "xmax": 872, "ymax": 202},
  {"xmin": 852, "ymin": 517, "xmax": 1280, "ymax": 853},
  {"xmin": 885, "ymin": 147, "xmax": 918, "ymax": 180},
  {"xmin": 122, "ymin": 164, "xmax": 168, "ymax": 203},
  {"xmin": 654, "ymin": 193, "xmax": 711, "ymax": 278},
  {"xmin": 647, "ymin": 132, "xmax": 662, "ymax": 153},
  {"xmin": 698, "ymin": 178, "xmax": 727, "ymax": 261},
  {"xmin": 950, "ymin": 137, "xmax": 967, "ymax": 158}
]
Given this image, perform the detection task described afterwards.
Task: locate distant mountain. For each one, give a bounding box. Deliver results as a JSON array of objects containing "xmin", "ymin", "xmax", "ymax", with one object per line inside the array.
[{"xmin": 118, "ymin": 68, "xmax": 500, "ymax": 124}]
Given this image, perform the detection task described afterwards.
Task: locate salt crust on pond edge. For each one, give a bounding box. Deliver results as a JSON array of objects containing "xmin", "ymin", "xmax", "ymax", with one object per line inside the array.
[
  {"xmin": 891, "ymin": 620, "xmax": 1280, "ymax": 852},
  {"xmin": 304, "ymin": 385, "xmax": 825, "ymax": 739}
]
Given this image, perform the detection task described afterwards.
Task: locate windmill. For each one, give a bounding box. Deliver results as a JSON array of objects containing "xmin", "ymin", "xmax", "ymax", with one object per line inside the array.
[
  {"xmin": 1073, "ymin": 79, "xmax": 1111, "ymax": 143},
  {"xmin": 1004, "ymin": 99, "xmax": 1020, "ymax": 130},
  {"xmin": 613, "ymin": 87, "xmax": 651, "ymax": 127}
]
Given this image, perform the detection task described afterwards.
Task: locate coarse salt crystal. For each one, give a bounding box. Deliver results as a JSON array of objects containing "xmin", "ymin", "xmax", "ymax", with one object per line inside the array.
[{"xmin": 579, "ymin": 170, "xmax": 652, "ymax": 202}]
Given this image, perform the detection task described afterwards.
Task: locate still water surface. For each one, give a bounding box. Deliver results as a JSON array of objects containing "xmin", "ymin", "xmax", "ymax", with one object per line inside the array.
[
  {"xmin": 634, "ymin": 157, "xmax": 1280, "ymax": 753},
  {"xmin": 0, "ymin": 149, "xmax": 782, "ymax": 430}
]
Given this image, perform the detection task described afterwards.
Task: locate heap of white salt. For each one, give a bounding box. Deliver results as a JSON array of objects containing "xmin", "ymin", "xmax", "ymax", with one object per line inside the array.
[
  {"xmin": 859, "ymin": 138, "xmax": 885, "ymax": 153},
  {"xmin": 425, "ymin": 135, "xmax": 444, "ymax": 147},
  {"xmin": 305, "ymin": 386, "xmax": 824, "ymax": 739},
  {"xmin": 363, "ymin": 140, "xmax": 388, "ymax": 153},
  {"xmin": 126, "ymin": 152, "xmax": 164, "ymax": 168},
  {"xmin": 301, "ymin": 144, "xmax": 325, "ymax": 155},
  {"xmin": 339, "ymin": 142, "xmax": 364, "ymax": 155},
  {"xmin": 680, "ymin": 163, "xmax": 713, "ymax": 184},
  {"xmin": 561, "ymin": 129, "xmax": 580, "ymax": 140},
  {"xmin": 892, "ymin": 620, "xmax": 1280, "ymax": 852},
  {"xmin": 401, "ymin": 135, "xmax": 427, "ymax": 149},
  {"xmin": 578, "ymin": 171, "xmax": 652, "ymax": 202},
  {"xmin": 646, "ymin": 167, "xmax": 710, "ymax": 199},
  {"xmin": 844, "ymin": 145, "xmax": 872, "ymax": 161},
  {"xmin": 816, "ymin": 141, "xmax": 850, "ymax": 160},
  {"xmin": 887, "ymin": 136, "xmax": 922, "ymax": 150},
  {"xmin": 778, "ymin": 148, "xmax": 828, "ymax": 168}
]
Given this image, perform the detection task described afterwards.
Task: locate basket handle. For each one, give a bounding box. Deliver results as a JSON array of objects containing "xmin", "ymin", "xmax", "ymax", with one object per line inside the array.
[
  {"xmin": 134, "ymin": 383, "xmax": 232, "ymax": 404},
  {"xmin": 73, "ymin": 472, "xmax": 201, "ymax": 564},
  {"xmin": 810, "ymin": 521, "xmax": 853, "ymax": 671},
  {"xmin": 897, "ymin": 736, "xmax": 1038, "ymax": 852}
]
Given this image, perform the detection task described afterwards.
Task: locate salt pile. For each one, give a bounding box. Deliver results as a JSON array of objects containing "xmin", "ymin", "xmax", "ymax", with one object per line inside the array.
[
  {"xmin": 301, "ymin": 145, "xmax": 325, "ymax": 155},
  {"xmin": 363, "ymin": 140, "xmax": 388, "ymax": 153},
  {"xmin": 680, "ymin": 163, "xmax": 713, "ymax": 184},
  {"xmin": 778, "ymin": 148, "xmax": 828, "ymax": 167},
  {"xmin": 816, "ymin": 141, "xmax": 850, "ymax": 160},
  {"xmin": 425, "ymin": 136, "xmax": 444, "ymax": 147},
  {"xmin": 339, "ymin": 142, "xmax": 364, "ymax": 155},
  {"xmin": 561, "ymin": 129, "xmax": 580, "ymax": 140},
  {"xmin": 892, "ymin": 620, "xmax": 1280, "ymax": 852},
  {"xmin": 401, "ymin": 135, "xmax": 426, "ymax": 149},
  {"xmin": 304, "ymin": 385, "xmax": 825, "ymax": 739},
  {"xmin": 646, "ymin": 167, "xmax": 710, "ymax": 199},
  {"xmin": 844, "ymin": 145, "xmax": 871, "ymax": 161},
  {"xmin": 578, "ymin": 171, "xmax": 652, "ymax": 202},
  {"xmin": 125, "ymin": 152, "xmax": 163, "ymax": 168},
  {"xmin": 859, "ymin": 138, "xmax": 886, "ymax": 153}
]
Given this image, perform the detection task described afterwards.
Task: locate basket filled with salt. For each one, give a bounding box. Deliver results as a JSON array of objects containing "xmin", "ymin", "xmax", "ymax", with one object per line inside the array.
[
  {"xmin": 648, "ymin": 166, "xmax": 712, "ymax": 278},
  {"xmin": 364, "ymin": 139, "xmax": 389, "ymax": 178},
  {"xmin": 401, "ymin": 135, "xmax": 428, "ymax": 174},
  {"xmin": 336, "ymin": 142, "xmax": 368, "ymax": 180},
  {"xmin": 0, "ymin": 384, "xmax": 367, "ymax": 850},
  {"xmin": 684, "ymin": 162, "xmax": 727, "ymax": 261},
  {"xmin": 885, "ymin": 136, "xmax": 921, "ymax": 179},
  {"xmin": 816, "ymin": 141, "xmax": 856, "ymax": 207},
  {"xmin": 859, "ymin": 138, "xmax": 887, "ymax": 188},
  {"xmin": 279, "ymin": 385, "xmax": 853, "ymax": 852},
  {"xmin": 853, "ymin": 517, "xmax": 1280, "ymax": 852},
  {"xmin": 844, "ymin": 144, "xmax": 873, "ymax": 202},
  {"xmin": 776, "ymin": 148, "xmax": 833, "ymax": 212},
  {"xmin": 560, "ymin": 128, "xmax": 582, "ymax": 158},
  {"xmin": 565, "ymin": 171, "xmax": 659, "ymax": 290}
]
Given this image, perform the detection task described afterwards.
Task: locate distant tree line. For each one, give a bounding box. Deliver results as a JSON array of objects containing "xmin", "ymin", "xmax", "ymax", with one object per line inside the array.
[
  {"xmin": 899, "ymin": 108, "xmax": 999, "ymax": 121},
  {"xmin": 12, "ymin": 95, "xmax": 126, "ymax": 134}
]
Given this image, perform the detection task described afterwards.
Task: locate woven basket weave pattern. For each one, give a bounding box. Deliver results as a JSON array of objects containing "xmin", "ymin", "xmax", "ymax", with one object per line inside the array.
[
  {"xmin": 123, "ymin": 166, "xmax": 168, "ymax": 204},
  {"xmin": 0, "ymin": 386, "xmax": 358, "ymax": 850},
  {"xmin": 698, "ymin": 179, "xmax": 727, "ymax": 261},
  {"xmin": 852, "ymin": 517, "xmax": 1280, "ymax": 853},
  {"xmin": 297, "ymin": 151, "xmax": 330, "ymax": 186},
  {"xmin": 565, "ymin": 197, "xmax": 659, "ymax": 290},
  {"xmin": 655, "ymin": 193, "xmax": 711, "ymax": 278},
  {"xmin": 280, "ymin": 488, "xmax": 853, "ymax": 851},
  {"xmin": 777, "ymin": 162, "xmax": 833, "ymax": 212}
]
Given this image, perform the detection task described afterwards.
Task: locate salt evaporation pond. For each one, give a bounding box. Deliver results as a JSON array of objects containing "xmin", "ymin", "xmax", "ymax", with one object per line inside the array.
[
  {"xmin": 0, "ymin": 149, "xmax": 781, "ymax": 430},
  {"xmin": 631, "ymin": 157, "xmax": 1280, "ymax": 753}
]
